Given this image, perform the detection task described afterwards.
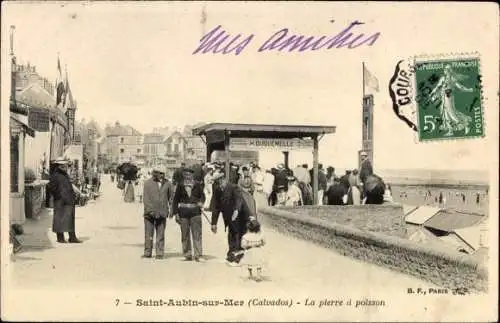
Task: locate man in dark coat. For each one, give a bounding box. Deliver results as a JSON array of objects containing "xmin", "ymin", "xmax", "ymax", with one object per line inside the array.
[
  {"xmin": 172, "ymin": 168, "xmax": 206, "ymax": 262},
  {"xmin": 364, "ymin": 174, "xmax": 386, "ymax": 205},
  {"xmin": 47, "ymin": 157, "xmax": 82, "ymax": 243},
  {"xmin": 142, "ymin": 166, "xmax": 174, "ymax": 259},
  {"xmin": 325, "ymin": 178, "xmax": 347, "ymax": 205},
  {"xmin": 172, "ymin": 162, "xmax": 186, "ymax": 186},
  {"xmin": 211, "ymin": 171, "xmax": 253, "ymax": 266}
]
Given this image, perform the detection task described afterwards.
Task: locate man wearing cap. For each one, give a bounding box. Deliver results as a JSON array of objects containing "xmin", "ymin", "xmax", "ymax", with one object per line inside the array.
[
  {"xmin": 211, "ymin": 171, "xmax": 252, "ymax": 265},
  {"xmin": 47, "ymin": 157, "xmax": 82, "ymax": 243},
  {"xmin": 142, "ymin": 166, "xmax": 174, "ymax": 259},
  {"xmin": 172, "ymin": 168, "xmax": 206, "ymax": 262}
]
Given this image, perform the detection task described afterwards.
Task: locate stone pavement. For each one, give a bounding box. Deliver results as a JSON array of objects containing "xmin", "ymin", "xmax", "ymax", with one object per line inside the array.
[{"xmin": 8, "ymin": 177, "xmax": 430, "ymax": 294}]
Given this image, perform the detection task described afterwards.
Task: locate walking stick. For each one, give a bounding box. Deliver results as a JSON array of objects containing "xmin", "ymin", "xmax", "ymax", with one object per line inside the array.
[{"xmin": 201, "ymin": 209, "xmax": 211, "ymax": 224}]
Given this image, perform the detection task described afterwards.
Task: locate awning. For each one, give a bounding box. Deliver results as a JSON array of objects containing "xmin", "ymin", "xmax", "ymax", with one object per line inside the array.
[{"xmin": 10, "ymin": 115, "xmax": 36, "ymax": 138}]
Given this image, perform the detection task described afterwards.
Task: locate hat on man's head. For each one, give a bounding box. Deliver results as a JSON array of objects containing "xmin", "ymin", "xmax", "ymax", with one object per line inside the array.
[
  {"xmin": 212, "ymin": 170, "xmax": 225, "ymax": 181},
  {"xmin": 152, "ymin": 165, "xmax": 165, "ymax": 173},
  {"xmin": 277, "ymin": 163, "xmax": 285, "ymax": 170},
  {"xmin": 53, "ymin": 157, "xmax": 69, "ymax": 165},
  {"xmin": 360, "ymin": 151, "xmax": 368, "ymax": 157}
]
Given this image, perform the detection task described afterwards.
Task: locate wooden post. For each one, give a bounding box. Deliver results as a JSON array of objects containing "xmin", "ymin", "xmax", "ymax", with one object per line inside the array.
[
  {"xmin": 283, "ymin": 151, "xmax": 289, "ymax": 169},
  {"xmin": 224, "ymin": 130, "xmax": 230, "ymax": 180},
  {"xmin": 312, "ymin": 135, "xmax": 319, "ymax": 205},
  {"xmin": 206, "ymin": 143, "xmax": 212, "ymax": 162}
]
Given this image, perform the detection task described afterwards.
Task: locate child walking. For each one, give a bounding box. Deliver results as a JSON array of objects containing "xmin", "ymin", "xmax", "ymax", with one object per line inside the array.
[{"xmin": 240, "ymin": 219, "xmax": 267, "ymax": 282}]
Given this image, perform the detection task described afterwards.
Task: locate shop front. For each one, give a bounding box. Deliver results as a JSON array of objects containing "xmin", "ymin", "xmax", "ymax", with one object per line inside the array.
[{"xmin": 10, "ymin": 114, "xmax": 36, "ymax": 225}]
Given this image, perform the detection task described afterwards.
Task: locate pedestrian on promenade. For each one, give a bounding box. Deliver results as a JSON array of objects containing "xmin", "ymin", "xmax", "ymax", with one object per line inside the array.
[
  {"xmin": 172, "ymin": 168, "xmax": 206, "ymax": 262},
  {"xmin": 238, "ymin": 166, "xmax": 255, "ymax": 195},
  {"xmin": 203, "ymin": 165, "xmax": 215, "ymax": 210},
  {"xmin": 47, "ymin": 157, "xmax": 82, "ymax": 244},
  {"xmin": 239, "ymin": 219, "xmax": 267, "ymax": 282},
  {"xmin": 135, "ymin": 171, "xmax": 145, "ymax": 203},
  {"xmin": 142, "ymin": 166, "xmax": 173, "ymax": 259},
  {"xmin": 211, "ymin": 172, "xmax": 253, "ymax": 266},
  {"xmin": 285, "ymin": 176, "xmax": 303, "ymax": 206}
]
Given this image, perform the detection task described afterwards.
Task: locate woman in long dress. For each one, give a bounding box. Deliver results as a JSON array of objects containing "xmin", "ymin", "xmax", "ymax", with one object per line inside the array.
[{"xmin": 135, "ymin": 172, "xmax": 145, "ymax": 203}]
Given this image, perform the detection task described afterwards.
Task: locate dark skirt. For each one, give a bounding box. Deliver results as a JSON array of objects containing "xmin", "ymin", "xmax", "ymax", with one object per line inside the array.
[
  {"xmin": 52, "ymin": 199, "xmax": 76, "ymax": 233},
  {"xmin": 124, "ymin": 182, "xmax": 135, "ymax": 203}
]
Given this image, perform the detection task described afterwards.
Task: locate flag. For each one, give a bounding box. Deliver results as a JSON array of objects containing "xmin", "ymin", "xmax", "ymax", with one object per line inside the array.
[
  {"xmin": 55, "ymin": 56, "xmax": 65, "ymax": 106},
  {"xmin": 63, "ymin": 66, "xmax": 73, "ymax": 112},
  {"xmin": 363, "ymin": 64, "xmax": 379, "ymax": 94}
]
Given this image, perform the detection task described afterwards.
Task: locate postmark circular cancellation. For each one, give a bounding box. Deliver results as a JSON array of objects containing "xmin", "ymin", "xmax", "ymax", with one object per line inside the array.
[{"xmin": 389, "ymin": 52, "xmax": 485, "ymax": 142}]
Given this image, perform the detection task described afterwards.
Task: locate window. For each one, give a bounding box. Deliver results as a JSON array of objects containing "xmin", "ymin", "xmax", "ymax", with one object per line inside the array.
[
  {"xmin": 137, "ymin": 149, "xmax": 141, "ymax": 153},
  {"xmin": 120, "ymin": 137, "xmax": 124, "ymax": 144},
  {"xmin": 120, "ymin": 148, "xmax": 124, "ymax": 153},
  {"xmin": 10, "ymin": 135, "xmax": 19, "ymax": 193},
  {"xmin": 174, "ymin": 143, "xmax": 179, "ymax": 153}
]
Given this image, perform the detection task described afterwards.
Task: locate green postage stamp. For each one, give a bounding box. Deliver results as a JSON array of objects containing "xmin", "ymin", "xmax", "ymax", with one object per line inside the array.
[{"xmin": 414, "ymin": 55, "xmax": 484, "ymax": 141}]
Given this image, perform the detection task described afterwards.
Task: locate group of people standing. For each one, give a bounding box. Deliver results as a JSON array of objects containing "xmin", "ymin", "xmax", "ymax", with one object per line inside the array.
[{"xmin": 137, "ymin": 162, "xmax": 265, "ymax": 280}]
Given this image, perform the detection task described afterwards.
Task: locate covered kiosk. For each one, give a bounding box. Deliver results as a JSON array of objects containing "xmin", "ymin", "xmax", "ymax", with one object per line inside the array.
[{"xmin": 192, "ymin": 123, "xmax": 336, "ymax": 205}]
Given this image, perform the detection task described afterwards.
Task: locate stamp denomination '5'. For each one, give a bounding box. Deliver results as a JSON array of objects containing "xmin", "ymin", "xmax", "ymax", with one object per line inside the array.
[{"xmin": 414, "ymin": 57, "xmax": 484, "ymax": 141}]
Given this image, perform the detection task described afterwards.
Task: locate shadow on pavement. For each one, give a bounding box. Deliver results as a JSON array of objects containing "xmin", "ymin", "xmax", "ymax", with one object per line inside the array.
[
  {"xmin": 239, "ymin": 275, "xmax": 273, "ymax": 283},
  {"xmin": 16, "ymin": 208, "xmax": 54, "ymax": 254},
  {"xmin": 121, "ymin": 243, "xmax": 144, "ymax": 248},
  {"xmin": 106, "ymin": 226, "xmax": 138, "ymax": 230}
]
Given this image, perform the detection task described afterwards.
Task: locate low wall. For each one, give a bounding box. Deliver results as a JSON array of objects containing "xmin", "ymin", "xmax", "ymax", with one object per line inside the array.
[
  {"xmin": 259, "ymin": 206, "xmax": 488, "ymax": 292},
  {"xmin": 281, "ymin": 204, "xmax": 407, "ymax": 238}
]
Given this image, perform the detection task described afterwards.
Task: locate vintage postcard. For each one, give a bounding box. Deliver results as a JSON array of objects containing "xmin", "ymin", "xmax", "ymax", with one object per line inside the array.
[{"xmin": 1, "ymin": 1, "xmax": 498, "ymax": 322}]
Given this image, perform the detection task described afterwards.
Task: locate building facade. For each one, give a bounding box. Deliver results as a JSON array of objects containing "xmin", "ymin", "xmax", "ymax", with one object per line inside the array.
[
  {"xmin": 105, "ymin": 122, "xmax": 143, "ymax": 164},
  {"xmin": 164, "ymin": 131, "xmax": 187, "ymax": 170},
  {"xmin": 143, "ymin": 133, "xmax": 166, "ymax": 167}
]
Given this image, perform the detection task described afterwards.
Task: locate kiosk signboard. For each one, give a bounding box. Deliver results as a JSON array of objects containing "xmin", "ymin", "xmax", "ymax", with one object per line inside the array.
[{"xmin": 229, "ymin": 138, "xmax": 314, "ymax": 151}]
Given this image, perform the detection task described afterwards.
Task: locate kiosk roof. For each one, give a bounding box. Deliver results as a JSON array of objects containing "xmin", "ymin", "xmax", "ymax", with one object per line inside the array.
[{"xmin": 192, "ymin": 123, "xmax": 336, "ymax": 138}]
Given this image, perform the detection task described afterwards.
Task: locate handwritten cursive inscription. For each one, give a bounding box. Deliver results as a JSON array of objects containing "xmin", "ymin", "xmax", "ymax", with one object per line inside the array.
[{"xmin": 192, "ymin": 21, "xmax": 380, "ymax": 55}]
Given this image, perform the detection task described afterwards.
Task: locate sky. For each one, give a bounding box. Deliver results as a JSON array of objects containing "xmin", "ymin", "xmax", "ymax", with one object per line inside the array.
[{"xmin": 2, "ymin": 2, "xmax": 498, "ymax": 171}]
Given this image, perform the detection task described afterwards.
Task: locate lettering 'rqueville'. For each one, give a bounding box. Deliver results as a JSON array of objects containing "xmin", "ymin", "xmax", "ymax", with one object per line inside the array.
[{"xmin": 192, "ymin": 21, "xmax": 381, "ymax": 55}]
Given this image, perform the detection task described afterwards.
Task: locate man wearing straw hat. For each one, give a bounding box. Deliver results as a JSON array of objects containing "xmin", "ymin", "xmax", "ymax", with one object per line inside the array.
[
  {"xmin": 47, "ymin": 157, "xmax": 82, "ymax": 243},
  {"xmin": 142, "ymin": 165, "xmax": 174, "ymax": 259}
]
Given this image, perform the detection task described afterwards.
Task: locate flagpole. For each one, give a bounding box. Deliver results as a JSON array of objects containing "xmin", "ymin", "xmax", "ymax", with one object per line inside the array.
[{"xmin": 362, "ymin": 61, "xmax": 365, "ymax": 99}]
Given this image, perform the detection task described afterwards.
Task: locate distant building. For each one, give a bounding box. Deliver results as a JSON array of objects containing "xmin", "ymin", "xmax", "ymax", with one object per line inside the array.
[
  {"xmin": 164, "ymin": 131, "xmax": 187, "ymax": 171},
  {"xmin": 105, "ymin": 121, "xmax": 143, "ymax": 164},
  {"xmin": 143, "ymin": 133, "xmax": 166, "ymax": 167},
  {"xmin": 405, "ymin": 206, "xmax": 488, "ymax": 258},
  {"xmin": 15, "ymin": 64, "xmax": 68, "ymax": 171}
]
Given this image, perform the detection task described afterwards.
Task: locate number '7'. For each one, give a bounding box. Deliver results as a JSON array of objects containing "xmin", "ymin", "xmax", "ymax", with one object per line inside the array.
[{"xmin": 115, "ymin": 299, "xmax": 120, "ymax": 306}]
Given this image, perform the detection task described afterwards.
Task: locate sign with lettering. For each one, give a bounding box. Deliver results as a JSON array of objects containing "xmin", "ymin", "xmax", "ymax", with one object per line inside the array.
[{"xmin": 229, "ymin": 138, "xmax": 314, "ymax": 151}]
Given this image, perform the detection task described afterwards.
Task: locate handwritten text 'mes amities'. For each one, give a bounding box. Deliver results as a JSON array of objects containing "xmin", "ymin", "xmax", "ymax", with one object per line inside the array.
[{"xmin": 192, "ymin": 21, "xmax": 380, "ymax": 55}]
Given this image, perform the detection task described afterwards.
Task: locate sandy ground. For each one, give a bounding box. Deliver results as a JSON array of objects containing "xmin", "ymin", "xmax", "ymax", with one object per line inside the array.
[{"xmin": 390, "ymin": 185, "xmax": 488, "ymax": 214}]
